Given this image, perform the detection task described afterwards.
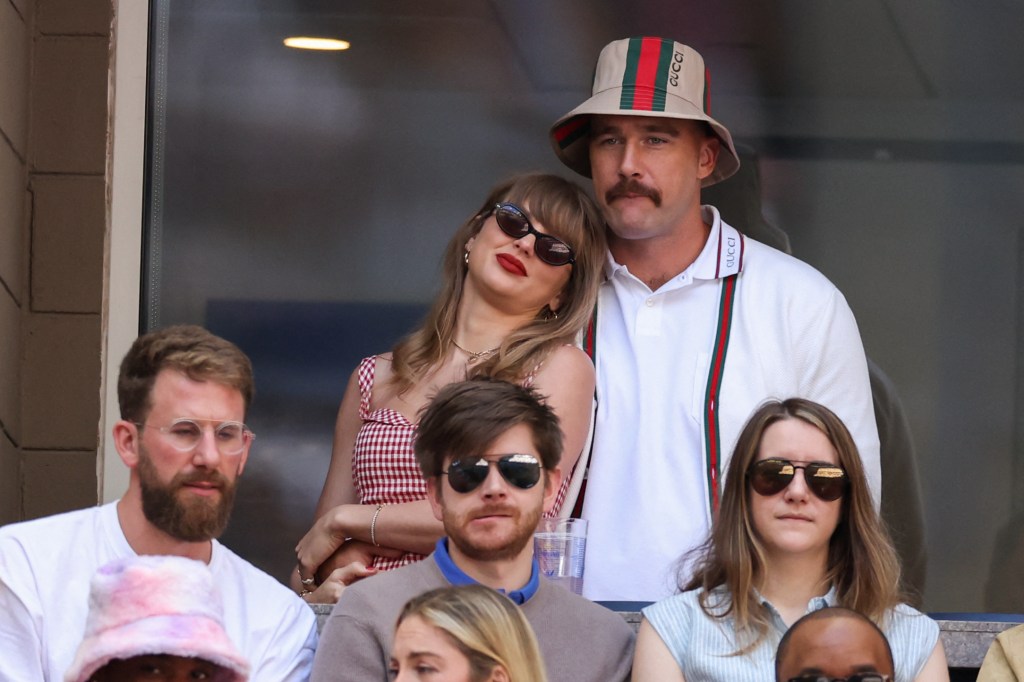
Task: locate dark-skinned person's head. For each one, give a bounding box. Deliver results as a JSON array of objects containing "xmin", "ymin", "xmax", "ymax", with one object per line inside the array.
[{"xmin": 775, "ymin": 607, "xmax": 894, "ymax": 682}]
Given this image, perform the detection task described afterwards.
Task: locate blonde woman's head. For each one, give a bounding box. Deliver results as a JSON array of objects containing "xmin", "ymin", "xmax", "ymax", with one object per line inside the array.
[{"xmin": 390, "ymin": 585, "xmax": 548, "ymax": 682}]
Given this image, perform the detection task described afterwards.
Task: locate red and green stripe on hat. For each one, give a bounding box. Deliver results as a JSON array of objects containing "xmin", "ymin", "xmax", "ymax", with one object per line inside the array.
[{"xmin": 554, "ymin": 37, "xmax": 711, "ymax": 152}]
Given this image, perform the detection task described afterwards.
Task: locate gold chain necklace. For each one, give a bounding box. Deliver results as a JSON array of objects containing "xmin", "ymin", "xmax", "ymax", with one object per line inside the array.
[{"xmin": 452, "ymin": 340, "xmax": 499, "ymax": 361}]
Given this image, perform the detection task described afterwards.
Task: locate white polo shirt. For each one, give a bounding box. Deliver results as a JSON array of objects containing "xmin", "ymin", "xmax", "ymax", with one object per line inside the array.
[{"xmin": 581, "ymin": 206, "xmax": 880, "ymax": 602}]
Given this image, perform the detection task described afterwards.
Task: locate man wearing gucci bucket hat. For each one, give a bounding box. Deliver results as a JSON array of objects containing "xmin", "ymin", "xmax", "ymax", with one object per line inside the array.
[{"xmin": 550, "ymin": 37, "xmax": 881, "ymax": 601}]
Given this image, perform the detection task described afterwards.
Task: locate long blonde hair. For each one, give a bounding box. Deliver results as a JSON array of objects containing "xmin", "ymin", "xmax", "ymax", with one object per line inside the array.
[
  {"xmin": 683, "ymin": 398, "xmax": 903, "ymax": 652},
  {"xmin": 389, "ymin": 173, "xmax": 605, "ymax": 393},
  {"xmin": 396, "ymin": 585, "xmax": 549, "ymax": 682}
]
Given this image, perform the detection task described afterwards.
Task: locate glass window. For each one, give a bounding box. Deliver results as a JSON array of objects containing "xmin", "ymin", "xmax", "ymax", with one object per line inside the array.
[{"xmin": 144, "ymin": 0, "xmax": 1024, "ymax": 613}]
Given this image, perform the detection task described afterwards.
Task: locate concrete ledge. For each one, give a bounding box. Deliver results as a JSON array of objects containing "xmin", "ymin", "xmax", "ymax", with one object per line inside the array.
[
  {"xmin": 311, "ymin": 603, "xmax": 331, "ymax": 625},
  {"xmin": 936, "ymin": 617, "xmax": 1024, "ymax": 669}
]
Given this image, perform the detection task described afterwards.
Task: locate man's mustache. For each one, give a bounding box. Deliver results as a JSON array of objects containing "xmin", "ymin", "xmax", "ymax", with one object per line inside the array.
[
  {"xmin": 606, "ymin": 179, "xmax": 661, "ymax": 207},
  {"xmin": 470, "ymin": 504, "xmax": 518, "ymax": 520},
  {"xmin": 173, "ymin": 470, "xmax": 228, "ymax": 489}
]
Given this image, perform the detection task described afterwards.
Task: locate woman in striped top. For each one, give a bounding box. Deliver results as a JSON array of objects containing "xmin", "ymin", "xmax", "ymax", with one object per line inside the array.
[{"xmin": 632, "ymin": 398, "xmax": 948, "ymax": 682}]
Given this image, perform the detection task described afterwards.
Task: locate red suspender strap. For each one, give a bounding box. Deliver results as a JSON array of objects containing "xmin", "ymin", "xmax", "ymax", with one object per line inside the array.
[
  {"xmin": 703, "ymin": 273, "xmax": 739, "ymax": 515},
  {"xmin": 583, "ymin": 304, "xmax": 598, "ymax": 359},
  {"xmin": 575, "ymin": 227, "xmax": 742, "ymax": 519}
]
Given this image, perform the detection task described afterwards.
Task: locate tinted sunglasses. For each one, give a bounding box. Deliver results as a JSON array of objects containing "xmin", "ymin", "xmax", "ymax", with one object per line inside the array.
[
  {"xmin": 747, "ymin": 458, "xmax": 848, "ymax": 502},
  {"xmin": 786, "ymin": 671, "xmax": 892, "ymax": 675},
  {"xmin": 442, "ymin": 453, "xmax": 542, "ymax": 493},
  {"xmin": 493, "ymin": 203, "xmax": 576, "ymax": 266}
]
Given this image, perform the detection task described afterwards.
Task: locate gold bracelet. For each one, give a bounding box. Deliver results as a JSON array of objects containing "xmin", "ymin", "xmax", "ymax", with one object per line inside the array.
[{"xmin": 370, "ymin": 503, "xmax": 386, "ymax": 547}]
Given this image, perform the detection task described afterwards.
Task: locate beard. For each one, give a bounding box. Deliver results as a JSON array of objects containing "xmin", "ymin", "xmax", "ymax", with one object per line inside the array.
[
  {"xmin": 443, "ymin": 498, "xmax": 543, "ymax": 563},
  {"xmin": 137, "ymin": 447, "xmax": 235, "ymax": 542}
]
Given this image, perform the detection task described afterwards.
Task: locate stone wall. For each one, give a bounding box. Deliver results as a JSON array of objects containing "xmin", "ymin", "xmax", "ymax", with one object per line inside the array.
[{"xmin": 0, "ymin": 0, "xmax": 112, "ymax": 524}]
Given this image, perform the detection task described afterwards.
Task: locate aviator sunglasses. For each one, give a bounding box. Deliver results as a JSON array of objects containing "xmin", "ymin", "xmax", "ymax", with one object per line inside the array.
[
  {"xmin": 747, "ymin": 458, "xmax": 848, "ymax": 502},
  {"xmin": 786, "ymin": 671, "xmax": 892, "ymax": 675},
  {"xmin": 441, "ymin": 453, "xmax": 542, "ymax": 493},
  {"xmin": 492, "ymin": 203, "xmax": 576, "ymax": 266}
]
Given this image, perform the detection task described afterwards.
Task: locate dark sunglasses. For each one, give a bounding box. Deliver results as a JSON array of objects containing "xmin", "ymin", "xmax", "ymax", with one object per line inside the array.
[
  {"xmin": 492, "ymin": 203, "xmax": 576, "ymax": 266},
  {"xmin": 786, "ymin": 671, "xmax": 884, "ymax": 675},
  {"xmin": 747, "ymin": 458, "xmax": 848, "ymax": 502},
  {"xmin": 442, "ymin": 453, "xmax": 542, "ymax": 493}
]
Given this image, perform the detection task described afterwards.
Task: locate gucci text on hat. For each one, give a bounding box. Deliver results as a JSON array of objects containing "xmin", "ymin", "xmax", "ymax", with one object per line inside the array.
[{"xmin": 550, "ymin": 36, "xmax": 740, "ymax": 186}]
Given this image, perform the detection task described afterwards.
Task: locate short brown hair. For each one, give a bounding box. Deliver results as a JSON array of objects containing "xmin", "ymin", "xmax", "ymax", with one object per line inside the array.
[
  {"xmin": 117, "ymin": 325, "xmax": 254, "ymax": 423},
  {"xmin": 414, "ymin": 378, "xmax": 563, "ymax": 478}
]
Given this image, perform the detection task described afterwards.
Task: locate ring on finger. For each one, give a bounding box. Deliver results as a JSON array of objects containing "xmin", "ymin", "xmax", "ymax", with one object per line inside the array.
[{"xmin": 296, "ymin": 564, "xmax": 316, "ymax": 588}]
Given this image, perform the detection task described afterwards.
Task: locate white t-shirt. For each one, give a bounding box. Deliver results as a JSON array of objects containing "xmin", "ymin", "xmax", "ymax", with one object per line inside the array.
[
  {"xmin": 582, "ymin": 207, "xmax": 880, "ymax": 601},
  {"xmin": 0, "ymin": 501, "xmax": 318, "ymax": 681}
]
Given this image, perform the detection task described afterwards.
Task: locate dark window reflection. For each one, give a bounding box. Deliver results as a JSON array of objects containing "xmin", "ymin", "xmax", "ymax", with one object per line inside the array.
[{"xmin": 145, "ymin": 0, "xmax": 1024, "ymax": 612}]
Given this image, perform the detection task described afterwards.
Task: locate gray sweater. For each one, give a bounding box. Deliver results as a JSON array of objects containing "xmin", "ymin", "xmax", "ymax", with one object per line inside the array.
[{"xmin": 311, "ymin": 553, "xmax": 635, "ymax": 681}]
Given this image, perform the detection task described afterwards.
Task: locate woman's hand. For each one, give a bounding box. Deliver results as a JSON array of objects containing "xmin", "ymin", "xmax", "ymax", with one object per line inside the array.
[
  {"xmin": 291, "ymin": 536, "xmax": 404, "ymax": 602},
  {"xmin": 316, "ymin": 539, "xmax": 404, "ymax": 584},
  {"xmin": 299, "ymin": 561, "xmax": 378, "ymax": 604},
  {"xmin": 295, "ymin": 504, "xmax": 351, "ymax": 583}
]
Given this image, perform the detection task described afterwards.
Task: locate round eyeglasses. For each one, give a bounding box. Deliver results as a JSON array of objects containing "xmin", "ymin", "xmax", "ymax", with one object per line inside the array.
[{"xmin": 135, "ymin": 418, "xmax": 254, "ymax": 456}]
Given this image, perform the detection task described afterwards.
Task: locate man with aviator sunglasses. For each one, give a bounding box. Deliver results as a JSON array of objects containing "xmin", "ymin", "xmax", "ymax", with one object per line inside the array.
[{"xmin": 312, "ymin": 378, "xmax": 635, "ymax": 682}]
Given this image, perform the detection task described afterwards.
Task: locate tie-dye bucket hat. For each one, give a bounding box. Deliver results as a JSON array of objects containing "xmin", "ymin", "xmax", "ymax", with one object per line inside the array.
[{"xmin": 64, "ymin": 555, "xmax": 250, "ymax": 682}]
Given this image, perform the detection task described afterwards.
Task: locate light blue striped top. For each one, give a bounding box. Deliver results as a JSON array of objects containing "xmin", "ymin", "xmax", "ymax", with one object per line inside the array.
[{"xmin": 642, "ymin": 586, "xmax": 938, "ymax": 682}]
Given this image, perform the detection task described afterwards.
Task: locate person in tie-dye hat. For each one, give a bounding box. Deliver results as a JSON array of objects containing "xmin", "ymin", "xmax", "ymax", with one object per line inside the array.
[
  {"xmin": 65, "ymin": 555, "xmax": 250, "ymax": 682},
  {"xmin": 549, "ymin": 37, "xmax": 881, "ymax": 604}
]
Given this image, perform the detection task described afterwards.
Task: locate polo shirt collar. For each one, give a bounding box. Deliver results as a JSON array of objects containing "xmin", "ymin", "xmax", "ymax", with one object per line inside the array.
[
  {"xmin": 432, "ymin": 538, "xmax": 541, "ymax": 605},
  {"xmin": 604, "ymin": 205, "xmax": 745, "ymax": 283},
  {"xmin": 757, "ymin": 584, "xmax": 839, "ymax": 632},
  {"xmin": 690, "ymin": 206, "xmax": 745, "ymax": 281}
]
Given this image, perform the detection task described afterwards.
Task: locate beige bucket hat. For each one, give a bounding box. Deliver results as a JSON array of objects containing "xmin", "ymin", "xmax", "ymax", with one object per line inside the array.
[{"xmin": 551, "ymin": 37, "xmax": 740, "ymax": 186}]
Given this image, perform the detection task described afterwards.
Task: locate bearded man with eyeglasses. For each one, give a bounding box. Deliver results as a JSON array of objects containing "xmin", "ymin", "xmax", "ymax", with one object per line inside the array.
[
  {"xmin": 0, "ymin": 325, "xmax": 317, "ymax": 681},
  {"xmin": 311, "ymin": 378, "xmax": 635, "ymax": 682}
]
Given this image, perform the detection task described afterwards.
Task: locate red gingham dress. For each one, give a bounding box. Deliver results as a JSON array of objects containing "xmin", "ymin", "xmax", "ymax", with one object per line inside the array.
[{"xmin": 350, "ymin": 355, "xmax": 572, "ymax": 571}]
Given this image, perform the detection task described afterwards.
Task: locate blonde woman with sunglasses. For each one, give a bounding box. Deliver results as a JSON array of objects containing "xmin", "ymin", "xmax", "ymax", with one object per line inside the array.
[
  {"xmin": 390, "ymin": 585, "xmax": 548, "ymax": 682},
  {"xmin": 293, "ymin": 174, "xmax": 606, "ymax": 602},
  {"xmin": 632, "ymin": 398, "xmax": 948, "ymax": 682}
]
